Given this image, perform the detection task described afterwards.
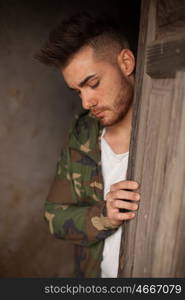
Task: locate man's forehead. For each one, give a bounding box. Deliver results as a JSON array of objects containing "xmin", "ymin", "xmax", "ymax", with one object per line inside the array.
[{"xmin": 61, "ymin": 46, "xmax": 100, "ymax": 87}]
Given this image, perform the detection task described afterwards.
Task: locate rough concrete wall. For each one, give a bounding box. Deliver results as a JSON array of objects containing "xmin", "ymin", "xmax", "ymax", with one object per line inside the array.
[
  {"xmin": 0, "ymin": 0, "xmax": 140, "ymax": 277},
  {"xmin": 0, "ymin": 0, "xmax": 81, "ymax": 277}
]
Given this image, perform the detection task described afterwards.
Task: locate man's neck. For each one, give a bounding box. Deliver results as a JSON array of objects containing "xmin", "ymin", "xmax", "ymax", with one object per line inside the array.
[{"xmin": 103, "ymin": 106, "xmax": 133, "ymax": 154}]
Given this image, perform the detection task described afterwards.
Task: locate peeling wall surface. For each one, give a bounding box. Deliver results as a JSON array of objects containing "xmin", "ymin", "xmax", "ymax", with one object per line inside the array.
[{"xmin": 0, "ymin": 0, "xmax": 140, "ymax": 277}]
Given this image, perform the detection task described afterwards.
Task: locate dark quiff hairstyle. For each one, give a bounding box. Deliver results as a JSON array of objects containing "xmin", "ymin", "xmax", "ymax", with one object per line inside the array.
[{"xmin": 35, "ymin": 12, "xmax": 130, "ymax": 68}]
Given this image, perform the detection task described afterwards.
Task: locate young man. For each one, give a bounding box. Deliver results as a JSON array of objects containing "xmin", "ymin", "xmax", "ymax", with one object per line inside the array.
[{"xmin": 36, "ymin": 12, "xmax": 140, "ymax": 278}]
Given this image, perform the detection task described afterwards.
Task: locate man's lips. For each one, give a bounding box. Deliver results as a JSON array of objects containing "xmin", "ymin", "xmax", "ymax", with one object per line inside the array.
[{"xmin": 92, "ymin": 109, "xmax": 106, "ymax": 118}]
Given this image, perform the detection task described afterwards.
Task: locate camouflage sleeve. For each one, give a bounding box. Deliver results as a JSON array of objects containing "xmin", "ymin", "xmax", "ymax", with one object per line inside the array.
[
  {"xmin": 44, "ymin": 148, "xmax": 119, "ymax": 247},
  {"xmin": 44, "ymin": 200, "xmax": 118, "ymax": 247}
]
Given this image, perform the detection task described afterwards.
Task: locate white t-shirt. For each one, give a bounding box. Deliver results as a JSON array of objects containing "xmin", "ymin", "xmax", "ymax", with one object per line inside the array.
[{"xmin": 100, "ymin": 129, "xmax": 129, "ymax": 278}]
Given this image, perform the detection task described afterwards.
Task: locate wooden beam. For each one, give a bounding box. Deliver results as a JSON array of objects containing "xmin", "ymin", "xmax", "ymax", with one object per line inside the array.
[
  {"xmin": 118, "ymin": 0, "xmax": 157, "ymax": 277},
  {"xmin": 118, "ymin": 0, "xmax": 185, "ymax": 277},
  {"xmin": 147, "ymin": 35, "xmax": 185, "ymax": 78}
]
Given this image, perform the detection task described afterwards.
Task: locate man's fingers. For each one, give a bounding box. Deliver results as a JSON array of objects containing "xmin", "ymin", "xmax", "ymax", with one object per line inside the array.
[
  {"xmin": 109, "ymin": 190, "xmax": 140, "ymax": 201},
  {"xmin": 110, "ymin": 180, "xmax": 139, "ymax": 191},
  {"xmin": 106, "ymin": 183, "xmax": 140, "ymax": 225},
  {"xmin": 113, "ymin": 211, "xmax": 136, "ymax": 221},
  {"xmin": 111, "ymin": 199, "xmax": 138, "ymax": 211}
]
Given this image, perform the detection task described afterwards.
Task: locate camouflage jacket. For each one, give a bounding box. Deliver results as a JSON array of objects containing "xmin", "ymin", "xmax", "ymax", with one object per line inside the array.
[{"xmin": 44, "ymin": 110, "xmax": 118, "ymax": 278}]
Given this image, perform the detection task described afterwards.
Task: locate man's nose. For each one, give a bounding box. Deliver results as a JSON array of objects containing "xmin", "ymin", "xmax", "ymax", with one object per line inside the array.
[{"xmin": 81, "ymin": 91, "xmax": 97, "ymax": 110}]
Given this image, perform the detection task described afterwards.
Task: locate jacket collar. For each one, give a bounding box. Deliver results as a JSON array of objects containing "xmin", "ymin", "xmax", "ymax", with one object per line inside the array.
[{"xmin": 68, "ymin": 110, "xmax": 103, "ymax": 163}]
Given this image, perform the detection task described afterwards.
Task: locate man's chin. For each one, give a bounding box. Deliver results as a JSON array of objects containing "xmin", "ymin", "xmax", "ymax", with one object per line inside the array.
[
  {"xmin": 99, "ymin": 115, "xmax": 124, "ymax": 127},
  {"xmin": 99, "ymin": 117, "xmax": 114, "ymax": 127},
  {"xmin": 96, "ymin": 111, "xmax": 121, "ymax": 126}
]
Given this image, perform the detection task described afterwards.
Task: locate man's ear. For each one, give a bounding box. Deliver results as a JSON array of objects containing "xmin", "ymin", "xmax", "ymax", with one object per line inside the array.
[{"xmin": 117, "ymin": 49, "xmax": 135, "ymax": 76}]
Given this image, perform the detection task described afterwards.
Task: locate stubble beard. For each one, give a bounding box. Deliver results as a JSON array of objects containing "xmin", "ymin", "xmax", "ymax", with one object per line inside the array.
[{"xmin": 100, "ymin": 76, "xmax": 134, "ymax": 127}]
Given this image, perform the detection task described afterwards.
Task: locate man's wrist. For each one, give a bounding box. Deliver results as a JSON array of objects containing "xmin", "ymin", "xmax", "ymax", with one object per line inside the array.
[{"xmin": 91, "ymin": 214, "xmax": 119, "ymax": 231}]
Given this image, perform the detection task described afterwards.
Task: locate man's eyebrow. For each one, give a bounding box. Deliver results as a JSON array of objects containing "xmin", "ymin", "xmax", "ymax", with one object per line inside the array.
[
  {"xmin": 66, "ymin": 74, "xmax": 97, "ymax": 90},
  {"xmin": 78, "ymin": 74, "xmax": 96, "ymax": 87}
]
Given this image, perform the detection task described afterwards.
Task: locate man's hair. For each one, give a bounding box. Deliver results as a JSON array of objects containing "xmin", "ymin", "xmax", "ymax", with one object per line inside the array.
[{"xmin": 35, "ymin": 12, "xmax": 130, "ymax": 68}]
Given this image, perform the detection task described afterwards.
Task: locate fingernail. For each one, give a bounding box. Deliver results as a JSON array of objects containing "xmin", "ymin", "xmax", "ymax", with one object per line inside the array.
[
  {"xmin": 134, "ymin": 182, "xmax": 139, "ymax": 188},
  {"xmin": 136, "ymin": 194, "xmax": 140, "ymax": 200}
]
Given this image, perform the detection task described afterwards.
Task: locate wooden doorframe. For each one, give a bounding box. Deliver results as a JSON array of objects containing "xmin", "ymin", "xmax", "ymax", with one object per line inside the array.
[{"xmin": 118, "ymin": 0, "xmax": 185, "ymax": 277}]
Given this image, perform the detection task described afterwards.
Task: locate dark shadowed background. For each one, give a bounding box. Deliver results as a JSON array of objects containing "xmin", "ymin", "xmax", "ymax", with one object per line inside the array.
[{"xmin": 0, "ymin": 0, "xmax": 140, "ymax": 277}]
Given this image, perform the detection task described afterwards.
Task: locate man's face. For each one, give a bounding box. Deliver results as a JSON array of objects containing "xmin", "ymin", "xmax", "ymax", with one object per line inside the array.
[{"xmin": 61, "ymin": 46, "xmax": 134, "ymax": 127}]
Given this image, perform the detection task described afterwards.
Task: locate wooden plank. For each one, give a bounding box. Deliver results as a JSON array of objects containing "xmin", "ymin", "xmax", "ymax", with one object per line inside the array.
[
  {"xmin": 118, "ymin": 0, "xmax": 157, "ymax": 277},
  {"xmin": 151, "ymin": 71, "xmax": 185, "ymax": 277},
  {"xmin": 147, "ymin": 35, "xmax": 185, "ymax": 78},
  {"xmin": 133, "ymin": 78, "xmax": 174, "ymax": 276},
  {"xmin": 157, "ymin": 0, "xmax": 185, "ymax": 27},
  {"xmin": 156, "ymin": 0, "xmax": 185, "ymax": 40},
  {"xmin": 119, "ymin": 0, "xmax": 185, "ymax": 278}
]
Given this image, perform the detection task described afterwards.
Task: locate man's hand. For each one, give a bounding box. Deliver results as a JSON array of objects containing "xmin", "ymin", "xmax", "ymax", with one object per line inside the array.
[{"xmin": 105, "ymin": 180, "xmax": 140, "ymax": 227}]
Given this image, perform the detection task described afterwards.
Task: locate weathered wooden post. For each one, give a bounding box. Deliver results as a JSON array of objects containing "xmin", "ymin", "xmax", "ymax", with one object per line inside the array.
[{"xmin": 118, "ymin": 0, "xmax": 185, "ymax": 277}]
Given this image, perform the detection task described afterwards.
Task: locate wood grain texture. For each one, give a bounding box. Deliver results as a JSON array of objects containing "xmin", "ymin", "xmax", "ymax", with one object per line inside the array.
[
  {"xmin": 147, "ymin": 35, "xmax": 185, "ymax": 78},
  {"xmin": 151, "ymin": 71, "xmax": 185, "ymax": 276},
  {"xmin": 118, "ymin": 0, "xmax": 185, "ymax": 277},
  {"xmin": 157, "ymin": 0, "xmax": 185, "ymax": 39},
  {"xmin": 118, "ymin": 0, "xmax": 157, "ymax": 277},
  {"xmin": 133, "ymin": 78, "xmax": 174, "ymax": 276},
  {"xmin": 157, "ymin": 0, "xmax": 185, "ymax": 26}
]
